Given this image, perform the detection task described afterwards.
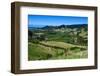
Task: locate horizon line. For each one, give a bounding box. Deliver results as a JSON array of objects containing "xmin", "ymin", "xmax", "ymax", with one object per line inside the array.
[{"xmin": 28, "ymin": 23, "xmax": 88, "ymax": 27}]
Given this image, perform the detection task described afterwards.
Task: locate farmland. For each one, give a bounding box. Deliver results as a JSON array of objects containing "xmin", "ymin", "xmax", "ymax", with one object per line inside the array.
[{"xmin": 28, "ymin": 24, "xmax": 88, "ymax": 60}]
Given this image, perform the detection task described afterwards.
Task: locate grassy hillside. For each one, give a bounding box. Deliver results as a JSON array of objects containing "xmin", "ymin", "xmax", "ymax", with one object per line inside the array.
[
  {"xmin": 40, "ymin": 41, "xmax": 86, "ymax": 49},
  {"xmin": 28, "ymin": 41, "xmax": 88, "ymax": 60},
  {"xmin": 28, "ymin": 24, "xmax": 88, "ymax": 60}
]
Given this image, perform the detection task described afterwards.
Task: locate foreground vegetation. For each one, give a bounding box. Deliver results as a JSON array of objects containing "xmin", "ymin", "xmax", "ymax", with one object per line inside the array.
[{"xmin": 28, "ymin": 41, "xmax": 87, "ymax": 60}]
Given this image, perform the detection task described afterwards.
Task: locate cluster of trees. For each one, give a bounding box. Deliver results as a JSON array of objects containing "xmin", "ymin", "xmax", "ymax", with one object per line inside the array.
[
  {"xmin": 68, "ymin": 27, "xmax": 87, "ymax": 45},
  {"xmin": 28, "ymin": 30, "xmax": 48, "ymax": 43}
]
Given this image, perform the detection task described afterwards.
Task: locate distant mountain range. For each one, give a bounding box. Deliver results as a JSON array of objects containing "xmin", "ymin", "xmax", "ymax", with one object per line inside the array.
[{"xmin": 28, "ymin": 24, "xmax": 88, "ymax": 30}]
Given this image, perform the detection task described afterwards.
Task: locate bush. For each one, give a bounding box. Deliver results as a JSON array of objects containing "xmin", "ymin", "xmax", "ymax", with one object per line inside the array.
[{"xmin": 30, "ymin": 39, "xmax": 39, "ymax": 44}]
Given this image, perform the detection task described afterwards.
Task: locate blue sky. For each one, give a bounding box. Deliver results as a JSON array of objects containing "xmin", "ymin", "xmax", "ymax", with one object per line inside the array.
[{"xmin": 28, "ymin": 15, "xmax": 88, "ymax": 27}]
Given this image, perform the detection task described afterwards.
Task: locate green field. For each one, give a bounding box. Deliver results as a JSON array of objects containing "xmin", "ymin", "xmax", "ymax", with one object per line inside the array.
[
  {"xmin": 28, "ymin": 41, "xmax": 87, "ymax": 60},
  {"xmin": 28, "ymin": 24, "xmax": 88, "ymax": 60}
]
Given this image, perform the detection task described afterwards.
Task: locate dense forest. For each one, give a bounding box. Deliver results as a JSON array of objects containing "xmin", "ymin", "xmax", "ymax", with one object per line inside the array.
[{"xmin": 28, "ymin": 24, "xmax": 88, "ymax": 60}]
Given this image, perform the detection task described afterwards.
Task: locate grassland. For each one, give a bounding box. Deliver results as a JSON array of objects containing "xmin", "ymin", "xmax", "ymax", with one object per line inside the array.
[
  {"xmin": 28, "ymin": 41, "xmax": 87, "ymax": 60},
  {"xmin": 28, "ymin": 24, "xmax": 88, "ymax": 60}
]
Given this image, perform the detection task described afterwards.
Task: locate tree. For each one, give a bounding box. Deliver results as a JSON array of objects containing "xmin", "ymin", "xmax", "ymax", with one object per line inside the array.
[{"xmin": 28, "ymin": 30, "xmax": 33, "ymax": 39}]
